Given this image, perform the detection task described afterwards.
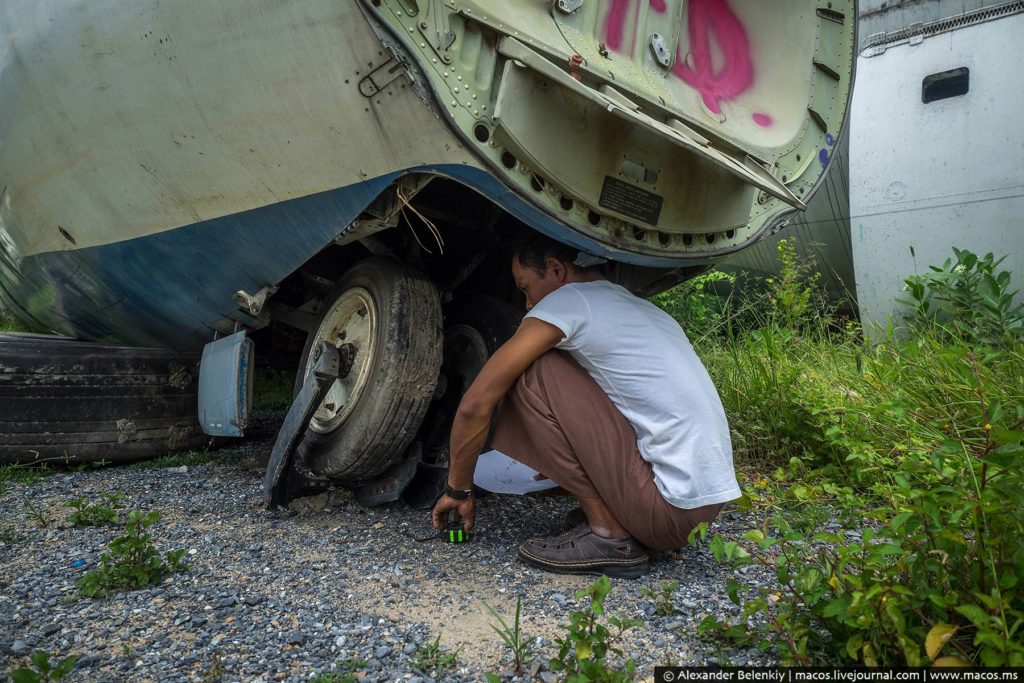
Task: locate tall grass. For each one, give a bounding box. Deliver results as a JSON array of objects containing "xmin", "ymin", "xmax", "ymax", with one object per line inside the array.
[{"xmin": 653, "ymin": 241, "xmax": 1024, "ymax": 666}]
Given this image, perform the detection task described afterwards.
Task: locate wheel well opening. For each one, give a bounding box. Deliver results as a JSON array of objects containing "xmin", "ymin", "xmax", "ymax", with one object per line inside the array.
[{"xmin": 250, "ymin": 178, "xmax": 526, "ymax": 369}]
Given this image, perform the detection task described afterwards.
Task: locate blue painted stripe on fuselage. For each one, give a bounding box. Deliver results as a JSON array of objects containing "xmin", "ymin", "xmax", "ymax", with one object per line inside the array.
[
  {"xmin": 12, "ymin": 174, "xmax": 398, "ymax": 348},
  {"xmin": 10, "ymin": 165, "xmax": 689, "ymax": 349}
]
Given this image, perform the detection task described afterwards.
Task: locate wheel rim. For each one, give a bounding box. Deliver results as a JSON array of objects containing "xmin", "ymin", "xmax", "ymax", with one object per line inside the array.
[
  {"xmin": 305, "ymin": 287, "xmax": 377, "ymax": 434},
  {"xmin": 443, "ymin": 325, "xmax": 490, "ymax": 395}
]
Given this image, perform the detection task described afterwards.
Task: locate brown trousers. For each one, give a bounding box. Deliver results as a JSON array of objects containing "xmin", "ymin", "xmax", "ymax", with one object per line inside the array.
[{"xmin": 490, "ymin": 350, "xmax": 723, "ymax": 551}]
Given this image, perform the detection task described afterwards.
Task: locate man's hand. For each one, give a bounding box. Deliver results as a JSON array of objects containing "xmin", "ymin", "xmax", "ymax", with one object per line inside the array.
[
  {"xmin": 431, "ymin": 494, "xmax": 476, "ymax": 534},
  {"xmin": 428, "ymin": 318, "xmax": 563, "ymax": 536}
]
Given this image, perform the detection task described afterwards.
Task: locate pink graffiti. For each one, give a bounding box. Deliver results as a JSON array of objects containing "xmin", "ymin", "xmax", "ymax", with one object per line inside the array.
[
  {"xmin": 672, "ymin": 0, "xmax": 753, "ymax": 114},
  {"xmin": 600, "ymin": 0, "xmax": 770, "ymax": 125},
  {"xmin": 603, "ymin": 0, "xmax": 631, "ymax": 52}
]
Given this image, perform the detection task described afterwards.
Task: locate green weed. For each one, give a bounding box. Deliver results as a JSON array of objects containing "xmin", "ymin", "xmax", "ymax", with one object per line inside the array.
[
  {"xmin": 309, "ymin": 658, "xmax": 368, "ymax": 683},
  {"xmin": 199, "ymin": 652, "xmax": 225, "ymax": 683},
  {"xmin": 253, "ymin": 368, "xmax": 295, "ymax": 410},
  {"xmin": 768, "ymin": 237, "xmax": 822, "ymax": 331},
  {"xmin": 0, "ymin": 464, "xmax": 56, "ymax": 496},
  {"xmin": 411, "ymin": 636, "xmax": 461, "ymax": 678},
  {"xmin": 133, "ymin": 449, "xmax": 219, "ymax": 470},
  {"xmin": 900, "ymin": 247, "xmax": 1024, "ymax": 347},
  {"xmin": 640, "ymin": 582, "xmax": 680, "ymax": 617},
  {"xmin": 8, "ymin": 651, "xmax": 77, "ymax": 682},
  {"xmin": 484, "ymin": 596, "xmax": 533, "ymax": 675},
  {"xmin": 22, "ymin": 497, "xmax": 51, "ymax": 528},
  {"xmin": 0, "ymin": 527, "xmax": 25, "ymax": 545},
  {"xmin": 77, "ymin": 510, "xmax": 188, "ymax": 598},
  {"xmin": 650, "ymin": 269, "xmax": 737, "ymax": 341},
  {"xmin": 0, "ymin": 310, "xmax": 37, "ymax": 334},
  {"xmin": 549, "ymin": 576, "xmax": 641, "ymax": 682},
  {"xmin": 65, "ymin": 493, "xmax": 124, "ymax": 527}
]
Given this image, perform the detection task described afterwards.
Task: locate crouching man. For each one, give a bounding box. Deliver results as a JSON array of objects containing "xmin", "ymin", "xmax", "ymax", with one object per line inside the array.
[{"xmin": 431, "ymin": 231, "xmax": 740, "ymax": 577}]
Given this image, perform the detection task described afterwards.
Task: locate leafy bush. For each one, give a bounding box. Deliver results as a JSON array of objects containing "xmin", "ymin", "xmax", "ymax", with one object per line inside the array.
[
  {"xmin": 549, "ymin": 576, "xmax": 641, "ymax": 682},
  {"xmin": 650, "ymin": 270, "xmax": 736, "ymax": 341},
  {"xmin": 674, "ymin": 245, "xmax": 1024, "ymax": 666},
  {"xmin": 77, "ymin": 510, "xmax": 188, "ymax": 598},
  {"xmin": 901, "ymin": 247, "xmax": 1024, "ymax": 347},
  {"xmin": 8, "ymin": 651, "xmax": 77, "ymax": 683}
]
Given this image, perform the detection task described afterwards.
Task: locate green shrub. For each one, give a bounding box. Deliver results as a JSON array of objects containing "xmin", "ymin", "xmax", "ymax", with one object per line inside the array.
[
  {"xmin": 650, "ymin": 270, "xmax": 736, "ymax": 341},
  {"xmin": 696, "ymin": 247, "xmax": 1024, "ymax": 666},
  {"xmin": 77, "ymin": 510, "xmax": 188, "ymax": 598},
  {"xmin": 549, "ymin": 576, "xmax": 641, "ymax": 682},
  {"xmin": 900, "ymin": 247, "xmax": 1024, "ymax": 347}
]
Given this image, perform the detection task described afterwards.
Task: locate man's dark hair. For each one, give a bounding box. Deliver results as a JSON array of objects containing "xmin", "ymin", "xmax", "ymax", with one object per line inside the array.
[{"xmin": 510, "ymin": 228, "xmax": 601, "ymax": 276}]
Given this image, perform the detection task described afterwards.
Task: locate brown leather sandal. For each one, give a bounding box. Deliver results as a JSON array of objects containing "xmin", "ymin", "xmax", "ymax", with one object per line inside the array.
[{"xmin": 517, "ymin": 523, "xmax": 650, "ymax": 578}]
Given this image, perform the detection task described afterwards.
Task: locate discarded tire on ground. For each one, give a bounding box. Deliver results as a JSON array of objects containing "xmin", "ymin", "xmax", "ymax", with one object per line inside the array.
[
  {"xmin": 0, "ymin": 333, "xmax": 208, "ymax": 464},
  {"xmin": 293, "ymin": 257, "xmax": 443, "ymax": 482}
]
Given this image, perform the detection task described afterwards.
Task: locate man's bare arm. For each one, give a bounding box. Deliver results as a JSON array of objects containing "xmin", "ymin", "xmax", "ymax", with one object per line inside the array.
[
  {"xmin": 431, "ymin": 318, "xmax": 563, "ymax": 532},
  {"xmin": 446, "ymin": 317, "xmax": 564, "ymax": 490}
]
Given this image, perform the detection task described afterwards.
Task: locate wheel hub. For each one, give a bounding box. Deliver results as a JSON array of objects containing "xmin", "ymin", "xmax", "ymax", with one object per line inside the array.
[{"xmin": 305, "ymin": 287, "xmax": 377, "ymax": 434}]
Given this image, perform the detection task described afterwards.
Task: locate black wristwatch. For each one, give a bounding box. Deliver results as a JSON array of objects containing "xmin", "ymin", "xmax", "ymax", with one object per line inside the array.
[{"xmin": 444, "ymin": 483, "xmax": 474, "ymax": 500}]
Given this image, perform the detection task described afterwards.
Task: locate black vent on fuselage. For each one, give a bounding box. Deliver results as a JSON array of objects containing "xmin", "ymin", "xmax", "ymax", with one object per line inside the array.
[{"xmin": 922, "ymin": 67, "xmax": 969, "ymax": 103}]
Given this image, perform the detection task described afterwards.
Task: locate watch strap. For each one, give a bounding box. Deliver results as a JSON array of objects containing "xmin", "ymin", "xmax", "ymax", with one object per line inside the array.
[{"xmin": 444, "ymin": 484, "xmax": 474, "ymax": 500}]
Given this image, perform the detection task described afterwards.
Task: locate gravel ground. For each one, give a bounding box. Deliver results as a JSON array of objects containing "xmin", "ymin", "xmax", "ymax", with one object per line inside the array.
[{"xmin": 1, "ymin": 410, "xmax": 773, "ymax": 682}]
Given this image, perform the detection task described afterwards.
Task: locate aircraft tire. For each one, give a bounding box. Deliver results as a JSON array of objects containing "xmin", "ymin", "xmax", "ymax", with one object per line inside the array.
[
  {"xmin": 293, "ymin": 257, "xmax": 442, "ymax": 482},
  {"xmin": 0, "ymin": 333, "xmax": 208, "ymax": 464}
]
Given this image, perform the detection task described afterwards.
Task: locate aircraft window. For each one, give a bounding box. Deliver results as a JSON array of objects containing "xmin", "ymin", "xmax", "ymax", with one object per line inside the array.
[{"xmin": 922, "ymin": 67, "xmax": 969, "ymax": 103}]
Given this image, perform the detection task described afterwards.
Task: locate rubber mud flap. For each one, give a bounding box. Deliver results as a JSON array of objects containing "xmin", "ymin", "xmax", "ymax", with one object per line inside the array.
[{"xmin": 0, "ymin": 333, "xmax": 208, "ymax": 464}]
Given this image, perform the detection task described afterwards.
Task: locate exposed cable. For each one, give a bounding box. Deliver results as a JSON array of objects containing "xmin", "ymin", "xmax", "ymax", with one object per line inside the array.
[{"xmin": 397, "ymin": 184, "xmax": 445, "ymax": 255}]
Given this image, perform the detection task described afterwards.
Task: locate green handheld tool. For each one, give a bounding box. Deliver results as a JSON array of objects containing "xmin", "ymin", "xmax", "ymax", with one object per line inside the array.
[{"xmin": 443, "ymin": 510, "xmax": 471, "ymax": 543}]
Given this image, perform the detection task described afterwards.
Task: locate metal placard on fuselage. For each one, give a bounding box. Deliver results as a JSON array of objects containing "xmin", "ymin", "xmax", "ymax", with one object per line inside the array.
[{"xmin": 599, "ymin": 176, "xmax": 664, "ymax": 226}]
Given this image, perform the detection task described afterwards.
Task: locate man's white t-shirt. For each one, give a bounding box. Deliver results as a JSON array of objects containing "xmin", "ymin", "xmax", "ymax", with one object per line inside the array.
[{"xmin": 525, "ymin": 280, "xmax": 740, "ymax": 509}]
